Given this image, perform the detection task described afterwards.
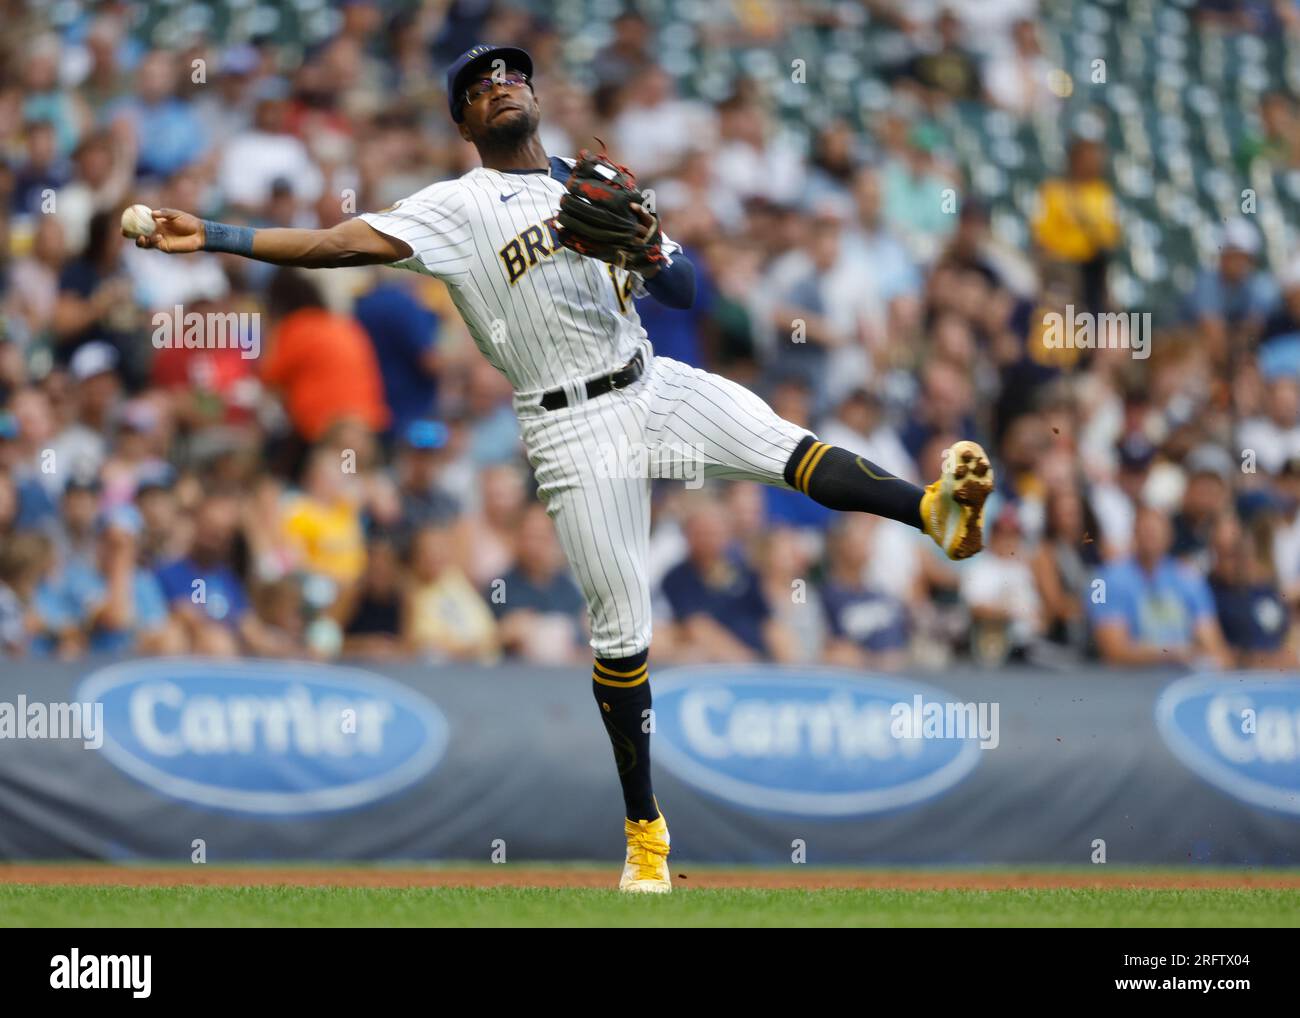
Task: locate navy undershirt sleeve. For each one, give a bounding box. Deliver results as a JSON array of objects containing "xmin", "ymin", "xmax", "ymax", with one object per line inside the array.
[{"xmin": 643, "ymin": 254, "xmax": 696, "ymax": 310}]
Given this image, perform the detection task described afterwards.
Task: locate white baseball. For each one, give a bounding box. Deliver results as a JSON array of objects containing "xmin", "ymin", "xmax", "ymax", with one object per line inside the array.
[{"xmin": 121, "ymin": 204, "xmax": 156, "ymax": 239}]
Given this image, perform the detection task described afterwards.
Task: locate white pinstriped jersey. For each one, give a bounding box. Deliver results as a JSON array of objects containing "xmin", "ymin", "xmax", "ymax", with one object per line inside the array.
[
  {"xmin": 358, "ymin": 156, "xmax": 680, "ymax": 398},
  {"xmin": 363, "ymin": 157, "xmax": 808, "ymax": 659}
]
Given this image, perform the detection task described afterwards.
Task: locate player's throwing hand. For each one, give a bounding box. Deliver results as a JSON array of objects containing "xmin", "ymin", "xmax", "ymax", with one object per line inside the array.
[{"xmin": 126, "ymin": 208, "xmax": 206, "ymax": 254}]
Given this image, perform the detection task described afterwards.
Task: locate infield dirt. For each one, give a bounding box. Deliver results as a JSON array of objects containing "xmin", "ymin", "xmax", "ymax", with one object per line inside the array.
[{"xmin": 3, "ymin": 865, "xmax": 1299, "ymax": 891}]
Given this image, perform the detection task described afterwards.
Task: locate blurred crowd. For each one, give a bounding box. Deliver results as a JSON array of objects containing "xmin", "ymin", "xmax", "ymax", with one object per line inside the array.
[{"xmin": 0, "ymin": 0, "xmax": 1298, "ymax": 671}]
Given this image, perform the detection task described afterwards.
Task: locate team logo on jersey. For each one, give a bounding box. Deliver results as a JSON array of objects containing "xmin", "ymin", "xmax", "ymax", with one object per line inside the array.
[
  {"xmin": 498, "ymin": 218, "xmax": 636, "ymax": 311},
  {"xmin": 499, "ymin": 217, "xmax": 563, "ymax": 283}
]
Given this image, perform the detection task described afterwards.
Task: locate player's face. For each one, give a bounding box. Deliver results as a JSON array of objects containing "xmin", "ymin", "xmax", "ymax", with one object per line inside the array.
[{"xmin": 458, "ymin": 66, "xmax": 540, "ymax": 147}]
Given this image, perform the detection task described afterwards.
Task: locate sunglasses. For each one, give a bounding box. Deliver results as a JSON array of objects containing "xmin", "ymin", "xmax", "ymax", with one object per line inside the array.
[{"xmin": 464, "ymin": 71, "xmax": 530, "ymax": 106}]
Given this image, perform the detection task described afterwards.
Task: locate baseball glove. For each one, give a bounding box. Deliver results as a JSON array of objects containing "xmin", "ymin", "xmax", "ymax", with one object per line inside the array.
[{"xmin": 555, "ymin": 143, "xmax": 665, "ymax": 273}]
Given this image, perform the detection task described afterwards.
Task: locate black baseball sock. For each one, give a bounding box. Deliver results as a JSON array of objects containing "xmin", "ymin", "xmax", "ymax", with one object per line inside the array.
[
  {"xmin": 784, "ymin": 435, "xmax": 925, "ymax": 529},
  {"xmin": 592, "ymin": 649, "xmax": 658, "ymax": 822}
]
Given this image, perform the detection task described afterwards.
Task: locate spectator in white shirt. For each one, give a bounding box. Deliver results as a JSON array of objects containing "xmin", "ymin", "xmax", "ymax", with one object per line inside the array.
[
  {"xmin": 754, "ymin": 200, "xmax": 885, "ymax": 412},
  {"xmin": 218, "ymin": 93, "xmax": 324, "ymax": 214},
  {"xmin": 54, "ymin": 127, "xmax": 134, "ymax": 255},
  {"xmin": 816, "ymin": 388, "xmax": 918, "ymax": 484},
  {"xmin": 1238, "ymin": 377, "xmax": 1300, "ymax": 475},
  {"xmin": 1271, "ymin": 456, "xmax": 1300, "ymax": 602},
  {"xmin": 712, "ymin": 94, "xmax": 806, "ymax": 209},
  {"xmin": 610, "ymin": 64, "xmax": 715, "ymax": 179},
  {"xmin": 960, "ymin": 507, "xmax": 1043, "ymax": 661},
  {"xmin": 984, "ymin": 18, "xmax": 1059, "ymax": 119}
]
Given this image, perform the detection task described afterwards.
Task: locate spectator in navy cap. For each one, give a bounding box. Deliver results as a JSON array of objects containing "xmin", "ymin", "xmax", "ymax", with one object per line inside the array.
[
  {"xmin": 1171, "ymin": 446, "xmax": 1235, "ymax": 565},
  {"xmin": 1209, "ymin": 513, "xmax": 1294, "ymax": 667},
  {"xmin": 387, "ymin": 418, "xmax": 461, "ymax": 541},
  {"xmin": 134, "ymin": 464, "xmax": 188, "ymax": 569},
  {"xmin": 820, "ymin": 513, "xmax": 911, "ymax": 669}
]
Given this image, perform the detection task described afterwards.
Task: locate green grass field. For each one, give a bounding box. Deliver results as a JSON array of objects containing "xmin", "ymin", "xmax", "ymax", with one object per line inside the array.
[{"xmin": 2, "ymin": 884, "xmax": 1297, "ymax": 928}]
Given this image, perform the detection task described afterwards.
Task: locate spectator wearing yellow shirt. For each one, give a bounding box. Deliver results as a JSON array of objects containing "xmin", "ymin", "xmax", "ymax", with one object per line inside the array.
[
  {"xmin": 1032, "ymin": 137, "xmax": 1120, "ymax": 312},
  {"xmin": 403, "ymin": 524, "xmax": 499, "ymax": 662},
  {"xmin": 279, "ymin": 447, "xmax": 366, "ymax": 588}
]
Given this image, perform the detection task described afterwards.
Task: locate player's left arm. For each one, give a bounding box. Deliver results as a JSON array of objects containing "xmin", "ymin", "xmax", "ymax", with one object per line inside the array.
[
  {"xmin": 640, "ymin": 253, "xmax": 695, "ymax": 309},
  {"xmin": 632, "ymin": 205, "xmax": 695, "ymax": 309}
]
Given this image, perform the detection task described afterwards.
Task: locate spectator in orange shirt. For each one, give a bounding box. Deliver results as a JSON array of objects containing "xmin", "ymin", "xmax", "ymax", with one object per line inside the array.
[{"xmin": 260, "ymin": 268, "xmax": 390, "ymax": 447}]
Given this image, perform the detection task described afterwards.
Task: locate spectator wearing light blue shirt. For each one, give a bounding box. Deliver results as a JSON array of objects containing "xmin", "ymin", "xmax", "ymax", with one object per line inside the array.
[
  {"xmin": 104, "ymin": 51, "xmax": 207, "ymax": 179},
  {"xmin": 844, "ymin": 166, "xmax": 923, "ymax": 304},
  {"xmin": 34, "ymin": 507, "xmax": 174, "ymax": 656},
  {"xmin": 1087, "ymin": 506, "xmax": 1232, "ymax": 668},
  {"xmin": 1183, "ymin": 218, "xmax": 1279, "ymax": 364}
]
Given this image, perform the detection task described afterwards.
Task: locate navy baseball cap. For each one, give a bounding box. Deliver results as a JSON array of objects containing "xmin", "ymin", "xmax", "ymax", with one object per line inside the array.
[{"xmin": 446, "ymin": 44, "xmax": 533, "ymax": 123}]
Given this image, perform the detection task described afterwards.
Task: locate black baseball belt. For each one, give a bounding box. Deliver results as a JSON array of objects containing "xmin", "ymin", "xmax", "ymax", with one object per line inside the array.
[{"xmin": 538, "ymin": 349, "xmax": 646, "ymax": 411}]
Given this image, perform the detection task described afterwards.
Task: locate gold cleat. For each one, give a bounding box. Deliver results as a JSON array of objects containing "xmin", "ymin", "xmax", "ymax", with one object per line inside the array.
[
  {"xmin": 920, "ymin": 440, "xmax": 994, "ymax": 560},
  {"xmin": 619, "ymin": 814, "xmax": 672, "ymax": 894}
]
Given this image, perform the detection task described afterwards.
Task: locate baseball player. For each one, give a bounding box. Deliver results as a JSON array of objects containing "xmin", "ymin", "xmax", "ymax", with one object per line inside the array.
[{"xmin": 130, "ymin": 44, "xmax": 993, "ymax": 893}]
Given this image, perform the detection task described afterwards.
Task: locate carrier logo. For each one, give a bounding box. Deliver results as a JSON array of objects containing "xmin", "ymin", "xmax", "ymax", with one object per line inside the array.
[
  {"xmin": 76, "ymin": 659, "xmax": 448, "ymax": 815},
  {"xmin": 652, "ymin": 668, "xmax": 981, "ymax": 817},
  {"xmin": 1156, "ymin": 674, "xmax": 1300, "ymax": 815}
]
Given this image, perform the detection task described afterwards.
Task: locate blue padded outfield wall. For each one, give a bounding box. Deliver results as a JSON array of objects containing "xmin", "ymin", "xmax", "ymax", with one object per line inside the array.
[{"xmin": 0, "ymin": 657, "xmax": 1297, "ymax": 865}]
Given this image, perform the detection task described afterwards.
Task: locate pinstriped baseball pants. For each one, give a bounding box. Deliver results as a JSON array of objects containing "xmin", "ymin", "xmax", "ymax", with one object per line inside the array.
[{"xmin": 514, "ymin": 348, "xmax": 812, "ymax": 659}]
